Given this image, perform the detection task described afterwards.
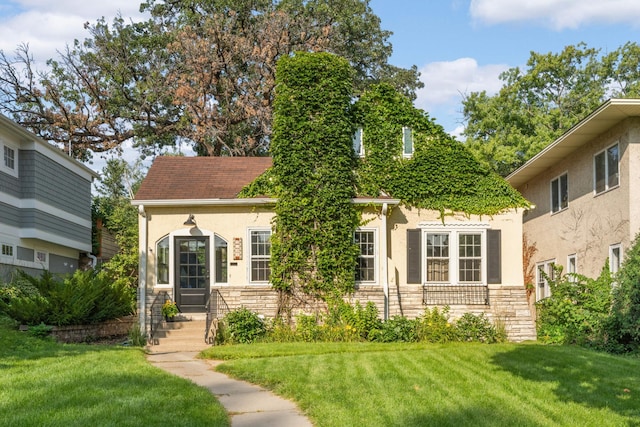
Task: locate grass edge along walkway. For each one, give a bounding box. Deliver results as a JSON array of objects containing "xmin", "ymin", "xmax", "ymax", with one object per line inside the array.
[{"xmin": 203, "ymin": 341, "xmax": 640, "ymax": 427}]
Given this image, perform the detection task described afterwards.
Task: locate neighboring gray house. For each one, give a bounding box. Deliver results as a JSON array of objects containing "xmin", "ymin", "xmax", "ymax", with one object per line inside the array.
[{"xmin": 0, "ymin": 114, "xmax": 98, "ymax": 281}]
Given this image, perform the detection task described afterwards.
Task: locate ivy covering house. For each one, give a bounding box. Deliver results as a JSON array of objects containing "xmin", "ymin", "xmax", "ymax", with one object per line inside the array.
[{"xmin": 133, "ymin": 52, "xmax": 535, "ymax": 341}]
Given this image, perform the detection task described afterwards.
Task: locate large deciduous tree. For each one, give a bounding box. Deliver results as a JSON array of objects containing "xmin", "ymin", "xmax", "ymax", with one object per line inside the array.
[
  {"xmin": 463, "ymin": 42, "xmax": 640, "ymax": 176},
  {"xmin": 0, "ymin": 0, "xmax": 421, "ymax": 160}
]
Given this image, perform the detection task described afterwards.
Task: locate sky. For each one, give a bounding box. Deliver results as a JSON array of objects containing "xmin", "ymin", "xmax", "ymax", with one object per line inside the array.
[{"xmin": 1, "ymin": 0, "xmax": 640, "ymax": 172}]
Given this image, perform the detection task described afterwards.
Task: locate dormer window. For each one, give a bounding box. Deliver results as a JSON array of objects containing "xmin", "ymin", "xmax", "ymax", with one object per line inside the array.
[
  {"xmin": 353, "ymin": 127, "xmax": 364, "ymax": 157},
  {"xmin": 402, "ymin": 127, "xmax": 413, "ymax": 158}
]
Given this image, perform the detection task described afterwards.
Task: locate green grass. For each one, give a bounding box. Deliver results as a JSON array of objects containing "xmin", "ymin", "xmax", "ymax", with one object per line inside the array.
[
  {"xmin": 0, "ymin": 323, "xmax": 229, "ymax": 427},
  {"xmin": 204, "ymin": 342, "xmax": 640, "ymax": 427}
]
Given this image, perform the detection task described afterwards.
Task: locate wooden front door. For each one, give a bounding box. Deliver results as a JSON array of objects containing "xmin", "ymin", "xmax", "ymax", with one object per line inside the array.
[{"xmin": 175, "ymin": 237, "xmax": 209, "ymax": 313}]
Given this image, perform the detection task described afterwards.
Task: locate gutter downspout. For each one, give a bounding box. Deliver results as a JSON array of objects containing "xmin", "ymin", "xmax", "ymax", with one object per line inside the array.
[
  {"xmin": 138, "ymin": 205, "xmax": 147, "ymax": 334},
  {"xmin": 382, "ymin": 203, "xmax": 389, "ymax": 321}
]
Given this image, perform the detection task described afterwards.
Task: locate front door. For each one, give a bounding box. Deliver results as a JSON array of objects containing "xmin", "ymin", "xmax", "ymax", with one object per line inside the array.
[{"xmin": 175, "ymin": 237, "xmax": 209, "ymax": 313}]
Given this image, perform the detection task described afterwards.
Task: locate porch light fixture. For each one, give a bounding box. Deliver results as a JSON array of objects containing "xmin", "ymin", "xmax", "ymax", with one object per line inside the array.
[{"xmin": 184, "ymin": 214, "xmax": 196, "ymax": 227}]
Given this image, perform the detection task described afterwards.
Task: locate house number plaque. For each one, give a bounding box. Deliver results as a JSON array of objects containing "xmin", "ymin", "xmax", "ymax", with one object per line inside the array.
[{"xmin": 233, "ymin": 237, "xmax": 243, "ymax": 260}]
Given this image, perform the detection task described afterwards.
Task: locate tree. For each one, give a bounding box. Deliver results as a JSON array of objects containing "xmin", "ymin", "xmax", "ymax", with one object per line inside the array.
[
  {"xmin": 92, "ymin": 159, "xmax": 144, "ymax": 288},
  {"xmin": 0, "ymin": 0, "xmax": 422, "ymax": 160},
  {"xmin": 462, "ymin": 42, "xmax": 640, "ymax": 176}
]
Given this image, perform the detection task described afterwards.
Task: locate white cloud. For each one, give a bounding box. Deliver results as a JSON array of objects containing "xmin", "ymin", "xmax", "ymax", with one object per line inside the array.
[
  {"xmin": 470, "ymin": 0, "xmax": 640, "ymax": 30},
  {"xmin": 0, "ymin": 1, "xmax": 145, "ymax": 63}
]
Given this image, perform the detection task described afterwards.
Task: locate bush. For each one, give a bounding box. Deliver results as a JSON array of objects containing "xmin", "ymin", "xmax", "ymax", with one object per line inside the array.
[
  {"xmin": 415, "ymin": 306, "xmax": 458, "ymax": 343},
  {"xmin": 372, "ymin": 315, "xmax": 418, "ymax": 342},
  {"xmin": 455, "ymin": 312, "xmax": 504, "ymax": 343},
  {"xmin": 221, "ymin": 307, "xmax": 266, "ymax": 344},
  {"xmin": 536, "ymin": 265, "xmax": 613, "ymax": 346},
  {"xmin": 0, "ymin": 269, "xmax": 135, "ymax": 326}
]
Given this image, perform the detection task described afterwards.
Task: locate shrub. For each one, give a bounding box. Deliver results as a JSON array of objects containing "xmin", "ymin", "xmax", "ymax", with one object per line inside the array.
[
  {"xmin": 326, "ymin": 300, "xmax": 382, "ymax": 341},
  {"xmin": 0, "ymin": 269, "xmax": 135, "ymax": 326},
  {"xmin": 536, "ymin": 265, "xmax": 613, "ymax": 346},
  {"xmin": 455, "ymin": 312, "xmax": 504, "ymax": 343},
  {"xmin": 415, "ymin": 306, "xmax": 459, "ymax": 343},
  {"xmin": 372, "ymin": 315, "xmax": 418, "ymax": 342},
  {"xmin": 295, "ymin": 313, "xmax": 323, "ymax": 342},
  {"xmin": 604, "ymin": 233, "xmax": 640, "ymax": 353},
  {"xmin": 221, "ymin": 307, "xmax": 266, "ymax": 344}
]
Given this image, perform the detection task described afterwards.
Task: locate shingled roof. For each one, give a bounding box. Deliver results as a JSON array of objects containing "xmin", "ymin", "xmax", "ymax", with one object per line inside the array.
[{"xmin": 134, "ymin": 156, "xmax": 272, "ymax": 200}]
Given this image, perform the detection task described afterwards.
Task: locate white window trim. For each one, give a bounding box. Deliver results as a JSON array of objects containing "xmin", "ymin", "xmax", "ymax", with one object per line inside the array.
[
  {"xmin": 1, "ymin": 140, "xmax": 19, "ymax": 178},
  {"xmin": 156, "ymin": 235, "xmax": 170, "ymax": 285},
  {"xmin": 214, "ymin": 234, "xmax": 229, "ymax": 284},
  {"xmin": 550, "ymin": 172, "xmax": 568, "ymax": 214},
  {"xmin": 566, "ymin": 253, "xmax": 577, "ymax": 274},
  {"xmin": 1, "ymin": 242, "xmax": 15, "ymax": 259},
  {"xmin": 35, "ymin": 250, "xmax": 49, "ymax": 269},
  {"xmin": 418, "ymin": 223, "xmax": 488, "ymax": 286},
  {"xmin": 536, "ymin": 259, "xmax": 555, "ymax": 301},
  {"xmin": 247, "ymin": 228, "xmax": 272, "ymax": 284},
  {"xmin": 402, "ymin": 126, "xmax": 413, "ymax": 158},
  {"xmin": 593, "ymin": 142, "xmax": 619, "ymax": 195},
  {"xmin": 355, "ymin": 228, "xmax": 377, "ymax": 284},
  {"xmin": 353, "ymin": 127, "xmax": 364, "ymax": 157},
  {"xmin": 609, "ymin": 243, "xmax": 622, "ymax": 275}
]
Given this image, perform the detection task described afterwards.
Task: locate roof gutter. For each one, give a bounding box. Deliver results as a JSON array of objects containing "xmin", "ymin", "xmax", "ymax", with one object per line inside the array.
[{"xmin": 131, "ymin": 197, "xmax": 401, "ymax": 207}]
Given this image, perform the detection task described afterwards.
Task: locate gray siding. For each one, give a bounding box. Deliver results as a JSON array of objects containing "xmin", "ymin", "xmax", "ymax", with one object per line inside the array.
[
  {"xmin": 0, "ymin": 171, "xmax": 19, "ymax": 199},
  {"xmin": 50, "ymin": 253, "xmax": 78, "ymax": 275},
  {"xmin": 19, "ymin": 150, "xmax": 92, "ymax": 220},
  {"xmin": 17, "ymin": 246, "xmax": 34, "ymax": 262},
  {"xmin": 21, "ymin": 208, "xmax": 91, "ymax": 244},
  {"xmin": 0, "ymin": 201, "xmax": 19, "ymax": 227}
]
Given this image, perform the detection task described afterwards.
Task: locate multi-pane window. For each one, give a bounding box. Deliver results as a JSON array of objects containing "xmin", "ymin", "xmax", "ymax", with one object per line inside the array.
[
  {"xmin": 458, "ymin": 233, "xmax": 482, "ymax": 282},
  {"xmin": 551, "ymin": 173, "xmax": 568, "ymax": 213},
  {"xmin": 35, "ymin": 251, "xmax": 47, "ymax": 263},
  {"xmin": 567, "ymin": 254, "xmax": 577, "ymax": 275},
  {"xmin": 426, "ymin": 233, "xmax": 449, "ymax": 282},
  {"xmin": 1, "ymin": 244, "xmax": 13, "ymax": 257},
  {"xmin": 215, "ymin": 235, "xmax": 228, "ymax": 283},
  {"xmin": 536, "ymin": 260, "xmax": 555, "ymax": 301},
  {"xmin": 250, "ymin": 230, "xmax": 271, "ymax": 282},
  {"xmin": 355, "ymin": 230, "xmax": 375, "ymax": 282},
  {"xmin": 594, "ymin": 143, "xmax": 619, "ymax": 194},
  {"xmin": 402, "ymin": 127, "xmax": 413, "ymax": 158},
  {"xmin": 156, "ymin": 236, "xmax": 170, "ymax": 284},
  {"xmin": 3, "ymin": 145, "xmax": 15, "ymax": 170},
  {"xmin": 610, "ymin": 244, "xmax": 622, "ymax": 275}
]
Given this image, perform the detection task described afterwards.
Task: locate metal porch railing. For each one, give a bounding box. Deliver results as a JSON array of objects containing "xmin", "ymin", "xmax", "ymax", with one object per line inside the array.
[
  {"xmin": 205, "ymin": 289, "xmax": 230, "ymax": 344},
  {"xmin": 422, "ymin": 284, "xmax": 489, "ymax": 306},
  {"xmin": 148, "ymin": 291, "xmax": 169, "ymax": 345}
]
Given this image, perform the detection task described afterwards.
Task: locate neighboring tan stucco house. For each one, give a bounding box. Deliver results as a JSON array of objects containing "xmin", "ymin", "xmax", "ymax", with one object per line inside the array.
[
  {"xmin": 507, "ymin": 99, "xmax": 640, "ymax": 301},
  {"xmin": 134, "ymin": 156, "xmax": 536, "ymax": 341},
  {"xmin": 0, "ymin": 114, "xmax": 98, "ymax": 281}
]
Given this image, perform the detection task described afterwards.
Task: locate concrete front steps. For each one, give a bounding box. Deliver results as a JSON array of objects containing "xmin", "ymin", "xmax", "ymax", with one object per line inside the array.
[{"xmin": 146, "ymin": 313, "xmax": 212, "ymax": 354}]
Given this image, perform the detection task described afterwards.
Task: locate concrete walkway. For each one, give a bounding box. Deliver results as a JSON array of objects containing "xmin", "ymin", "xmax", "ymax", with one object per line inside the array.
[{"xmin": 147, "ymin": 351, "xmax": 313, "ymax": 427}]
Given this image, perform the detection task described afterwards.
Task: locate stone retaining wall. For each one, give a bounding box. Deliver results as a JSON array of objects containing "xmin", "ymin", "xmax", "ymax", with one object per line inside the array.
[{"xmin": 47, "ymin": 316, "xmax": 137, "ymax": 343}]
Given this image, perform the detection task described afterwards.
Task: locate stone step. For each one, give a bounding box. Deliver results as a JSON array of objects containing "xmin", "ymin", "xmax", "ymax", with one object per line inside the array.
[{"xmin": 147, "ymin": 318, "xmax": 212, "ymax": 353}]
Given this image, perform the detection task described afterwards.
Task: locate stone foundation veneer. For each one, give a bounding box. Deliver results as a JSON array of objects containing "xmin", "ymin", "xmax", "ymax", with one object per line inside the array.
[{"xmin": 147, "ymin": 284, "xmax": 536, "ymax": 342}]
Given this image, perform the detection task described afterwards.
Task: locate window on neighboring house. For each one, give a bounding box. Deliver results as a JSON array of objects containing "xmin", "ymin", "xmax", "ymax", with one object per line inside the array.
[
  {"xmin": 355, "ymin": 230, "xmax": 375, "ymax": 282},
  {"xmin": 353, "ymin": 127, "xmax": 364, "ymax": 157},
  {"xmin": 425, "ymin": 230, "xmax": 483, "ymax": 284},
  {"xmin": 610, "ymin": 244, "xmax": 622, "ymax": 275},
  {"xmin": 551, "ymin": 173, "xmax": 568, "ymax": 213},
  {"xmin": 1, "ymin": 244, "xmax": 14, "ymax": 257},
  {"xmin": 3, "ymin": 145, "xmax": 15, "ymax": 170},
  {"xmin": 215, "ymin": 235, "xmax": 228, "ymax": 283},
  {"xmin": 35, "ymin": 251, "xmax": 47, "ymax": 264},
  {"xmin": 567, "ymin": 254, "xmax": 577, "ymax": 274},
  {"xmin": 156, "ymin": 236, "xmax": 170, "ymax": 284},
  {"xmin": 250, "ymin": 230, "xmax": 271, "ymax": 282},
  {"xmin": 536, "ymin": 260, "xmax": 555, "ymax": 301},
  {"xmin": 594, "ymin": 143, "xmax": 619, "ymax": 194},
  {"xmin": 402, "ymin": 127, "xmax": 413, "ymax": 158}
]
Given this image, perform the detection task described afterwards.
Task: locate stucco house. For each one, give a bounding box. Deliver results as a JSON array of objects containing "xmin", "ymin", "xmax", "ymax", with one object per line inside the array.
[
  {"xmin": 133, "ymin": 156, "xmax": 536, "ymax": 341},
  {"xmin": 507, "ymin": 99, "xmax": 640, "ymax": 301},
  {"xmin": 0, "ymin": 114, "xmax": 98, "ymax": 281}
]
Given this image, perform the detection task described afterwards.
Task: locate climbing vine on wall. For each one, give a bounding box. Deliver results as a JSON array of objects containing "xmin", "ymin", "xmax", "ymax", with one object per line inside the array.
[{"xmin": 269, "ymin": 52, "xmax": 360, "ymax": 317}]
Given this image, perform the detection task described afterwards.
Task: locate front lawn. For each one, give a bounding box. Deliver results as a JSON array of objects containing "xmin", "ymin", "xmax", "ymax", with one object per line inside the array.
[
  {"xmin": 203, "ymin": 342, "xmax": 640, "ymax": 427},
  {"xmin": 0, "ymin": 323, "xmax": 228, "ymax": 427}
]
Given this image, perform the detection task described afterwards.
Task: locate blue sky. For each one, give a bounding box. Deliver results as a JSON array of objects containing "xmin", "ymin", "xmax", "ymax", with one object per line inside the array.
[{"xmin": 1, "ymin": 0, "xmax": 640, "ymax": 168}]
